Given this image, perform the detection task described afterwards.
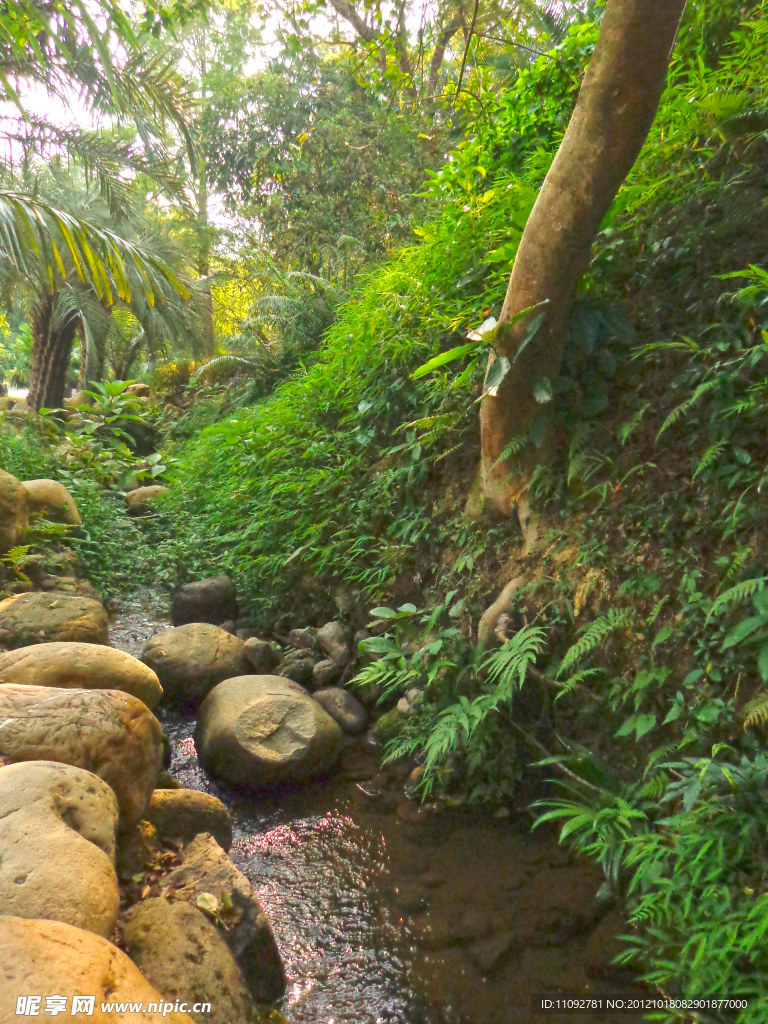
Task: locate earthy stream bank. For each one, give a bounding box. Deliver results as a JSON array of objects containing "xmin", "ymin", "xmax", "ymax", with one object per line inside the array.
[{"xmin": 111, "ymin": 593, "xmax": 644, "ymax": 1024}]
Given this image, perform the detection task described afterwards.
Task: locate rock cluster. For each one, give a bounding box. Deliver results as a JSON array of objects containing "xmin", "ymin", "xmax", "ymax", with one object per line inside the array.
[{"xmin": 0, "ymin": 570, "xmax": 288, "ymax": 1024}]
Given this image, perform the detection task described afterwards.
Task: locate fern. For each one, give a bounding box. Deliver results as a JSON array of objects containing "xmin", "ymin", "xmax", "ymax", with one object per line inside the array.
[
  {"xmin": 191, "ymin": 354, "xmax": 259, "ymax": 382},
  {"xmin": 617, "ymin": 403, "xmax": 649, "ymax": 446},
  {"xmin": 558, "ymin": 610, "xmax": 633, "ymax": 676},
  {"xmin": 657, "ymin": 379, "xmax": 719, "ymax": 438},
  {"xmin": 742, "ymin": 692, "xmax": 768, "ymax": 729},
  {"xmin": 693, "ymin": 441, "xmax": 726, "ymax": 479},
  {"xmin": 554, "ymin": 667, "xmax": 603, "ymax": 701},
  {"xmin": 706, "ymin": 576, "xmax": 768, "ymax": 620},
  {"xmin": 1, "ymin": 544, "xmax": 32, "ymax": 584},
  {"xmin": 492, "ymin": 433, "xmax": 528, "ymax": 468}
]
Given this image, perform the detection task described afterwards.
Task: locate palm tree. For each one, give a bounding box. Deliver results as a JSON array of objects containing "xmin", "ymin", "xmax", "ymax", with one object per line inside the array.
[
  {"xmin": 0, "ymin": 0, "xmax": 197, "ymax": 359},
  {"xmin": 0, "ymin": 166, "xmax": 205, "ymax": 409}
]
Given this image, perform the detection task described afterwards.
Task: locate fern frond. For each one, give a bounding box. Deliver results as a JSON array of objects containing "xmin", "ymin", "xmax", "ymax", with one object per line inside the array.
[
  {"xmin": 558, "ymin": 610, "xmax": 633, "ymax": 676},
  {"xmin": 2, "ymin": 545, "xmax": 31, "ymax": 566},
  {"xmin": 707, "ymin": 577, "xmax": 768, "ymax": 620},
  {"xmin": 492, "ymin": 434, "xmax": 528, "ymax": 467},
  {"xmin": 742, "ymin": 692, "xmax": 768, "ymax": 730},
  {"xmin": 657, "ymin": 379, "xmax": 719, "ymax": 438},
  {"xmin": 693, "ymin": 442, "xmax": 726, "ymax": 479}
]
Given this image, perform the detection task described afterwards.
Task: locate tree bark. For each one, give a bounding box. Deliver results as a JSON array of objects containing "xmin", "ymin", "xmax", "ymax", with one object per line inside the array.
[
  {"xmin": 28, "ymin": 294, "xmax": 79, "ymax": 410},
  {"xmin": 474, "ymin": 0, "xmax": 688, "ymax": 517},
  {"xmin": 427, "ymin": 15, "xmax": 462, "ymax": 97}
]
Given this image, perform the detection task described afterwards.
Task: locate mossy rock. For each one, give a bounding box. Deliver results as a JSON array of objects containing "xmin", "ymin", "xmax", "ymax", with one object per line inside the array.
[{"xmin": 373, "ymin": 707, "xmax": 402, "ymax": 743}]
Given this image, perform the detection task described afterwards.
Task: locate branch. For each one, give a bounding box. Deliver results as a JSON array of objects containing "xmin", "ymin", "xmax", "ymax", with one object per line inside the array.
[
  {"xmin": 327, "ymin": 0, "xmax": 375, "ymax": 42},
  {"xmin": 454, "ymin": 0, "xmax": 481, "ymax": 104},
  {"xmin": 427, "ymin": 14, "xmax": 462, "ymax": 97}
]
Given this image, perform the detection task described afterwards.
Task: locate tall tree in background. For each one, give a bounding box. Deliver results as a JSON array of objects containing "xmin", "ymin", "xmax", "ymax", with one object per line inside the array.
[{"xmin": 473, "ymin": 0, "xmax": 689, "ymax": 530}]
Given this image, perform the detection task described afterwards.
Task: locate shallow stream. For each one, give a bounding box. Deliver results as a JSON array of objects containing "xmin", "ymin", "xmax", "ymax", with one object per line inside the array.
[{"xmin": 111, "ymin": 596, "xmax": 642, "ymax": 1024}]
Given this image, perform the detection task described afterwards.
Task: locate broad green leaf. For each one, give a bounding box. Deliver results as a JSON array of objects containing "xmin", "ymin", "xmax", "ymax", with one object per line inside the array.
[
  {"xmin": 411, "ymin": 342, "xmax": 480, "ymax": 379},
  {"xmin": 721, "ymin": 616, "xmax": 767, "ymax": 650},
  {"xmin": 635, "ymin": 714, "xmax": 657, "ymax": 740},
  {"xmin": 759, "ymin": 639, "xmax": 768, "ymax": 682},
  {"xmin": 370, "ymin": 606, "xmax": 396, "ymax": 618},
  {"xmin": 615, "ymin": 716, "xmax": 637, "ymax": 737}
]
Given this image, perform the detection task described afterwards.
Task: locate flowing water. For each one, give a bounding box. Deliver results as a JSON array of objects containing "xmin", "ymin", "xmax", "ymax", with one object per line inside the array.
[{"xmin": 111, "ymin": 594, "xmax": 643, "ymax": 1024}]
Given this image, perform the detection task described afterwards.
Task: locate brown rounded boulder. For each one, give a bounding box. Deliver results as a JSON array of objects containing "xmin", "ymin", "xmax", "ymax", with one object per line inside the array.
[
  {"xmin": 142, "ymin": 623, "xmax": 249, "ymax": 708},
  {"xmin": 162, "ymin": 832, "xmax": 286, "ymax": 1003},
  {"xmin": 196, "ymin": 675, "xmax": 343, "ymax": 786},
  {"xmin": 0, "ymin": 761, "xmax": 119, "ymax": 937},
  {"xmin": 147, "ymin": 789, "xmax": 232, "ymax": 851},
  {"xmin": 0, "ymin": 685, "xmax": 164, "ymax": 828},
  {"xmin": 21, "ymin": 478, "xmax": 81, "ymax": 526},
  {"xmin": 0, "ymin": 469, "xmax": 28, "ymax": 554},
  {"xmin": 125, "ymin": 485, "xmax": 168, "ymax": 514},
  {"xmin": 0, "ymin": 916, "xmax": 195, "ymax": 1022},
  {"xmin": 120, "ymin": 899, "xmax": 258, "ymax": 1024},
  {"xmin": 0, "ymin": 591, "xmax": 108, "ymax": 648},
  {"xmin": 0, "ymin": 642, "xmax": 162, "ymax": 709}
]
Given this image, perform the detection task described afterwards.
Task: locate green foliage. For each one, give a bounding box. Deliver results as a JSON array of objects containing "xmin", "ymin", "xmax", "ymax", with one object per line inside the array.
[{"xmin": 354, "ymin": 611, "xmax": 547, "ymax": 803}]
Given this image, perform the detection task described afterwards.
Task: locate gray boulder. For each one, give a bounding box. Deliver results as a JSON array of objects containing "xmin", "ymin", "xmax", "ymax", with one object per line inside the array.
[
  {"xmin": 243, "ymin": 636, "xmax": 279, "ymax": 673},
  {"xmin": 286, "ymin": 627, "xmax": 318, "ymax": 652},
  {"xmin": 171, "ymin": 575, "xmax": 238, "ymax": 628},
  {"xmin": 313, "ymin": 687, "xmax": 368, "ymax": 735},
  {"xmin": 196, "ymin": 675, "xmax": 343, "ymax": 786},
  {"xmin": 277, "ymin": 648, "xmax": 318, "ymax": 685},
  {"xmin": 316, "ymin": 620, "xmax": 350, "ymax": 665},
  {"xmin": 311, "ymin": 658, "xmax": 341, "ymax": 687},
  {"xmin": 0, "ymin": 761, "xmax": 119, "ymax": 937},
  {"xmin": 142, "ymin": 623, "xmax": 249, "ymax": 707}
]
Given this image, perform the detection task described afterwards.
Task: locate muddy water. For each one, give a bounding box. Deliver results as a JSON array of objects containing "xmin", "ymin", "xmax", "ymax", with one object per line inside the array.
[{"xmin": 111, "ymin": 595, "xmax": 641, "ymax": 1024}]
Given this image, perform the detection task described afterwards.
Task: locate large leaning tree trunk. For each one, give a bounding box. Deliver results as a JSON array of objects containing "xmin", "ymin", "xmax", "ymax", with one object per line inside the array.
[
  {"xmin": 474, "ymin": 0, "xmax": 688, "ymax": 522},
  {"xmin": 28, "ymin": 293, "xmax": 80, "ymax": 411}
]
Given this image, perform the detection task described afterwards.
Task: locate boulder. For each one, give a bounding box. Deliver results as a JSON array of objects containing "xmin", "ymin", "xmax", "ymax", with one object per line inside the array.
[
  {"xmin": 20, "ymin": 478, "xmax": 81, "ymax": 526},
  {"xmin": 0, "ymin": 469, "xmax": 28, "ymax": 554},
  {"xmin": 0, "ymin": 642, "xmax": 162, "ymax": 709},
  {"xmin": 0, "ymin": 916, "xmax": 194, "ymax": 1022},
  {"xmin": 313, "ymin": 687, "xmax": 368, "ymax": 735},
  {"xmin": 125, "ymin": 382, "xmax": 151, "ymax": 398},
  {"xmin": 171, "ymin": 575, "xmax": 238, "ymax": 627},
  {"xmin": 243, "ymin": 637, "xmax": 279, "ymax": 674},
  {"xmin": 196, "ymin": 675, "xmax": 343, "ymax": 786},
  {"xmin": 0, "ymin": 685, "xmax": 164, "ymax": 828},
  {"xmin": 316, "ymin": 620, "xmax": 350, "ymax": 665},
  {"xmin": 311, "ymin": 658, "xmax": 341, "ymax": 687},
  {"xmin": 120, "ymin": 899, "xmax": 258, "ymax": 1024},
  {"xmin": 0, "ymin": 591, "xmax": 108, "ymax": 648},
  {"xmin": 142, "ymin": 624, "xmax": 249, "ymax": 708},
  {"xmin": 276, "ymin": 648, "xmax": 317, "ymax": 685},
  {"xmin": 286, "ymin": 627, "xmax": 318, "ymax": 653},
  {"xmin": 162, "ymin": 832, "xmax": 286, "ymax": 1003},
  {"xmin": 0, "ymin": 761, "xmax": 119, "ymax": 937},
  {"xmin": 147, "ymin": 789, "xmax": 232, "ymax": 851},
  {"xmin": 125, "ymin": 484, "xmax": 168, "ymax": 514}
]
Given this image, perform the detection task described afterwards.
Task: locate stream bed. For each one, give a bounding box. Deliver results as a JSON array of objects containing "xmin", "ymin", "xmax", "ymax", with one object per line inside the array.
[{"xmin": 111, "ymin": 594, "xmax": 643, "ymax": 1024}]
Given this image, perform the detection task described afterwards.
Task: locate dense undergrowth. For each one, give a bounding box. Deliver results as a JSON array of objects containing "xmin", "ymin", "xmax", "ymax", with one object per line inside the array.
[
  {"xmin": 151, "ymin": 4, "xmax": 768, "ymax": 1015},
  {"xmin": 2, "ymin": 0, "xmax": 768, "ymax": 1015}
]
